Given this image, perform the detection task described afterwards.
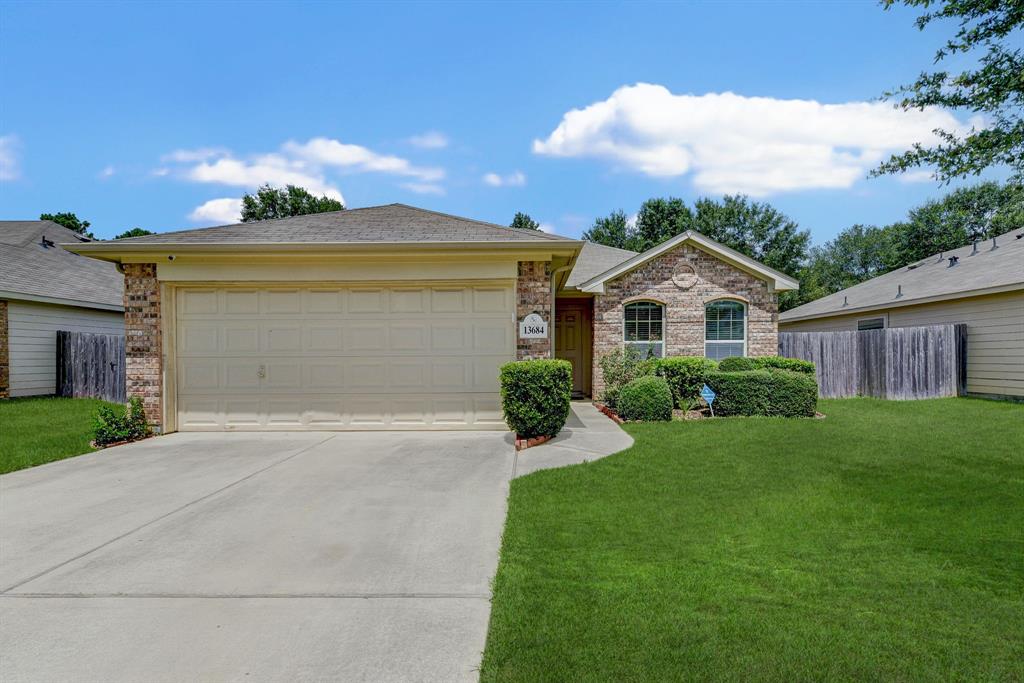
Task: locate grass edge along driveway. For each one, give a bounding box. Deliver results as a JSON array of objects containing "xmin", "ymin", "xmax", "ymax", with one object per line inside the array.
[
  {"xmin": 0, "ymin": 396, "xmax": 120, "ymax": 474},
  {"xmin": 481, "ymin": 398, "xmax": 1024, "ymax": 682}
]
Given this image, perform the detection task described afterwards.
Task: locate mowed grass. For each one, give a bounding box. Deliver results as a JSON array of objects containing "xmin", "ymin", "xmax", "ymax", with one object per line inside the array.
[
  {"xmin": 0, "ymin": 396, "xmax": 120, "ymax": 474},
  {"xmin": 482, "ymin": 398, "xmax": 1024, "ymax": 682}
]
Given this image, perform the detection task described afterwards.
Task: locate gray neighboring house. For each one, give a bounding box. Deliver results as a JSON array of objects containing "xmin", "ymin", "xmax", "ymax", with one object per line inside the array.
[
  {"xmin": 780, "ymin": 228, "xmax": 1024, "ymax": 400},
  {"xmin": 0, "ymin": 221, "xmax": 124, "ymax": 398}
]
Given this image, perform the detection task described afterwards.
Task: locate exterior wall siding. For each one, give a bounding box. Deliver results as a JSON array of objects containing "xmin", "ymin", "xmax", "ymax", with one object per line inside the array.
[
  {"xmin": 592, "ymin": 243, "xmax": 778, "ymax": 399},
  {"xmin": 516, "ymin": 261, "xmax": 552, "ymax": 360},
  {"xmin": 123, "ymin": 264, "xmax": 163, "ymax": 427},
  {"xmin": 6, "ymin": 300, "xmax": 123, "ymax": 397},
  {"xmin": 0, "ymin": 300, "xmax": 8, "ymax": 399},
  {"xmin": 780, "ymin": 289, "xmax": 1024, "ymax": 398}
]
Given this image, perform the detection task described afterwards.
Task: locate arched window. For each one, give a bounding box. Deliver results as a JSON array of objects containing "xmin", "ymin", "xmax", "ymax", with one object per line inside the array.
[
  {"xmin": 705, "ymin": 300, "xmax": 746, "ymax": 360},
  {"xmin": 624, "ymin": 301, "xmax": 664, "ymax": 358}
]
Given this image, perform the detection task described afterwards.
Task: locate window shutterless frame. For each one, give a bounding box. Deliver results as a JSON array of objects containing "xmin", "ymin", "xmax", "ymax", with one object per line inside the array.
[
  {"xmin": 857, "ymin": 316, "xmax": 886, "ymax": 331},
  {"xmin": 704, "ymin": 299, "xmax": 746, "ymax": 360},
  {"xmin": 623, "ymin": 300, "xmax": 665, "ymax": 358}
]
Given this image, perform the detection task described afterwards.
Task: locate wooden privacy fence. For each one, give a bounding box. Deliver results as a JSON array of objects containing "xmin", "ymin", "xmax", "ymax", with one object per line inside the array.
[
  {"xmin": 56, "ymin": 331, "xmax": 126, "ymax": 404},
  {"xmin": 779, "ymin": 324, "xmax": 967, "ymax": 399}
]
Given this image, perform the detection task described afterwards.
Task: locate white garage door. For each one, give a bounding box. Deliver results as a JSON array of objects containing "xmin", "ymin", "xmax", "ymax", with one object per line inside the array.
[{"xmin": 174, "ymin": 285, "xmax": 514, "ymax": 430}]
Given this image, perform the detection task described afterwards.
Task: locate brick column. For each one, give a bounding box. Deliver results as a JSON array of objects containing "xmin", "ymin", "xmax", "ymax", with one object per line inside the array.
[
  {"xmin": 0, "ymin": 300, "xmax": 9, "ymax": 399},
  {"xmin": 123, "ymin": 264, "xmax": 162, "ymax": 429},
  {"xmin": 516, "ymin": 261, "xmax": 552, "ymax": 360}
]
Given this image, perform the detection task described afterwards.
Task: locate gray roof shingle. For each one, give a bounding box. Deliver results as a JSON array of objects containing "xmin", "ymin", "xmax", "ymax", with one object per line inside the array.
[
  {"xmin": 564, "ymin": 242, "xmax": 638, "ymax": 288},
  {"xmin": 780, "ymin": 227, "xmax": 1024, "ymax": 321},
  {"xmin": 0, "ymin": 221, "xmax": 123, "ymax": 309},
  {"xmin": 105, "ymin": 204, "xmax": 575, "ymax": 245}
]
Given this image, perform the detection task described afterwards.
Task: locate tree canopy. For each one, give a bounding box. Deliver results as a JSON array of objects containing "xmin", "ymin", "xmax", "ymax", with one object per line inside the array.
[
  {"xmin": 873, "ymin": 0, "xmax": 1024, "ymax": 183},
  {"xmin": 510, "ymin": 212, "xmax": 541, "ymax": 231},
  {"xmin": 240, "ymin": 184, "xmax": 344, "ymax": 222},
  {"xmin": 114, "ymin": 227, "xmax": 155, "ymax": 240},
  {"xmin": 40, "ymin": 212, "xmax": 93, "ymax": 238}
]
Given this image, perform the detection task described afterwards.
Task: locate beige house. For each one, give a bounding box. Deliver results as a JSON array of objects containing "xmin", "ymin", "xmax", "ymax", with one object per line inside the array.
[
  {"xmin": 780, "ymin": 228, "xmax": 1024, "ymax": 400},
  {"xmin": 0, "ymin": 221, "xmax": 124, "ymax": 398},
  {"xmin": 67, "ymin": 204, "xmax": 794, "ymax": 432}
]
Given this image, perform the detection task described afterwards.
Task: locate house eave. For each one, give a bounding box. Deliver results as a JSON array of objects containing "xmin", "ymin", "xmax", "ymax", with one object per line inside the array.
[{"xmin": 0, "ymin": 289, "xmax": 124, "ymax": 312}]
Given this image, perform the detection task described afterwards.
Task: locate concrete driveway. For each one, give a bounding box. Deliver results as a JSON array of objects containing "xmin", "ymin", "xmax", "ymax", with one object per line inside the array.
[{"xmin": 0, "ymin": 431, "xmax": 515, "ymax": 682}]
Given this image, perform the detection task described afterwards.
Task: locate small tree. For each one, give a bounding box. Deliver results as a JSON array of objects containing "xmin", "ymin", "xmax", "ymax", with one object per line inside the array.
[
  {"xmin": 240, "ymin": 184, "xmax": 344, "ymax": 222},
  {"xmin": 40, "ymin": 212, "xmax": 93, "ymax": 238},
  {"xmin": 510, "ymin": 212, "xmax": 541, "ymax": 231},
  {"xmin": 114, "ymin": 227, "xmax": 155, "ymax": 240}
]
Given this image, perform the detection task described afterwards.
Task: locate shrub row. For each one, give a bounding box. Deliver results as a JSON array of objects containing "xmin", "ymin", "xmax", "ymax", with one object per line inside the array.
[
  {"xmin": 93, "ymin": 396, "xmax": 151, "ymax": 446},
  {"xmin": 705, "ymin": 369, "xmax": 818, "ymax": 417},
  {"xmin": 500, "ymin": 359, "xmax": 572, "ymax": 438},
  {"xmin": 718, "ymin": 355, "xmax": 815, "ymax": 375}
]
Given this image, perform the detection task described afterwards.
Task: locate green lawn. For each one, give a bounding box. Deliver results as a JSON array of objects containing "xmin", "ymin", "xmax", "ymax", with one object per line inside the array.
[
  {"xmin": 0, "ymin": 396, "xmax": 121, "ymax": 474},
  {"xmin": 482, "ymin": 398, "xmax": 1024, "ymax": 682}
]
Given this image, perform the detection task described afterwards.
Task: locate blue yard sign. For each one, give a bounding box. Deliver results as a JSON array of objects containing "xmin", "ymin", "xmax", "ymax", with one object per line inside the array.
[{"xmin": 700, "ymin": 384, "xmax": 717, "ymax": 416}]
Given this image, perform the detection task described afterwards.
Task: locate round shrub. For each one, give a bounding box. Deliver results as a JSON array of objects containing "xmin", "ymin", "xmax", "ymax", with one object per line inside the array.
[
  {"xmin": 617, "ymin": 375, "xmax": 673, "ymax": 422},
  {"xmin": 718, "ymin": 356, "xmax": 760, "ymax": 372},
  {"xmin": 655, "ymin": 356, "xmax": 718, "ymax": 408},
  {"xmin": 500, "ymin": 359, "xmax": 572, "ymax": 437}
]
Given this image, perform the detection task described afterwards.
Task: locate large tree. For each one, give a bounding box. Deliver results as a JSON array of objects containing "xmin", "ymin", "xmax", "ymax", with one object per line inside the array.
[
  {"xmin": 114, "ymin": 227, "xmax": 155, "ymax": 239},
  {"xmin": 510, "ymin": 212, "xmax": 541, "ymax": 231},
  {"xmin": 885, "ymin": 180, "xmax": 1024, "ymax": 267},
  {"xmin": 240, "ymin": 184, "xmax": 344, "ymax": 222},
  {"xmin": 40, "ymin": 211, "xmax": 93, "ymax": 238},
  {"xmin": 582, "ymin": 209, "xmax": 632, "ymax": 250},
  {"xmin": 797, "ymin": 224, "xmax": 895, "ymax": 305},
  {"xmin": 632, "ymin": 197, "xmax": 693, "ymax": 252},
  {"xmin": 872, "ymin": 0, "xmax": 1024, "ymax": 183}
]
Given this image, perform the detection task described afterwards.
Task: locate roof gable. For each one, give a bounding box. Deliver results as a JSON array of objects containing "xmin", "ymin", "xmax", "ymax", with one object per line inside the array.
[{"xmin": 578, "ymin": 231, "xmax": 799, "ymax": 293}]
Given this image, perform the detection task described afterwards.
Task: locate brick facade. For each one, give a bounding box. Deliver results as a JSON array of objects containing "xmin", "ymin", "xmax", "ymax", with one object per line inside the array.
[
  {"xmin": 0, "ymin": 300, "xmax": 8, "ymax": 399},
  {"xmin": 592, "ymin": 243, "xmax": 778, "ymax": 398},
  {"xmin": 516, "ymin": 261, "xmax": 552, "ymax": 360},
  {"xmin": 123, "ymin": 264, "xmax": 163, "ymax": 429}
]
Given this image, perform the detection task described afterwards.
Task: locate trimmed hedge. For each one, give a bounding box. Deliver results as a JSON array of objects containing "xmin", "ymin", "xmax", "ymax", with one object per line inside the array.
[
  {"xmin": 718, "ymin": 355, "xmax": 816, "ymax": 375},
  {"xmin": 500, "ymin": 359, "xmax": 572, "ymax": 438},
  {"xmin": 705, "ymin": 369, "xmax": 818, "ymax": 417},
  {"xmin": 656, "ymin": 356, "xmax": 718, "ymax": 409},
  {"xmin": 598, "ymin": 347, "xmax": 657, "ymax": 408},
  {"xmin": 617, "ymin": 375, "xmax": 673, "ymax": 422}
]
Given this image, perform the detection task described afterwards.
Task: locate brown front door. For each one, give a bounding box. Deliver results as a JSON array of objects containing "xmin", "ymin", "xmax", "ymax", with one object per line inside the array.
[{"xmin": 555, "ymin": 298, "xmax": 593, "ymax": 397}]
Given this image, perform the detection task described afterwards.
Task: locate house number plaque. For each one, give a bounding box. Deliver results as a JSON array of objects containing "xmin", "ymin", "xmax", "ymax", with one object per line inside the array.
[{"xmin": 518, "ymin": 313, "xmax": 548, "ymax": 339}]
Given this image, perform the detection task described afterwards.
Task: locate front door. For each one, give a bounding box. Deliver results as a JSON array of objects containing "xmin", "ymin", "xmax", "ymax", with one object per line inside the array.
[{"xmin": 554, "ymin": 298, "xmax": 592, "ymax": 397}]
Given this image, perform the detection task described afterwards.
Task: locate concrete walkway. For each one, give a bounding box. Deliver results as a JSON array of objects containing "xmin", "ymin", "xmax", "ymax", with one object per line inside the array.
[{"xmin": 513, "ymin": 402, "xmax": 634, "ymax": 477}]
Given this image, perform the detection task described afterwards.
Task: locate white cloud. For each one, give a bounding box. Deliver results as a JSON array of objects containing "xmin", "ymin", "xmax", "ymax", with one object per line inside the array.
[
  {"xmin": 151, "ymin": 167, "xmax": 170, "ymax": 177},
  {"xmin": 408, "ymin": 131, "xmax": 449, "ymax": 149},
  {"xmin": 401, "ymin": 182, "xmax": 446, "ymax": 195},
  {"xmin": 162, "ymin": 147, "xmax": 230, "ymax": 163},
  {"xmin": 538, "ymin": 222, "xmax": 555, "ymax": 233},
  {"xmin": 0, "ymin": 135, "xmax": 21, "ymax": 181},
  {"xmin": 188, "ymin": 197, "xmax": 243, "ymax": 224},
  {"xmin": 533, "ymin": 83, "xmax": 968, "ymax": 196},
  {"xmin": 897, "ymin": 169, "xmax": 935, "ymax": 183},
  {"xmin": 482, "ymin": 170, "xmax": 526, "ymax": 187},
  {"xmin": 283, "ymin": 138, "xmax": 444, "ymax": 182},
  {"xmin": 99, "ymin": 165, "xmax": 116, "ymax": 179},
  {"xmin": 187, "ymin": 155, "xmax": 345, "ymax": 202}
]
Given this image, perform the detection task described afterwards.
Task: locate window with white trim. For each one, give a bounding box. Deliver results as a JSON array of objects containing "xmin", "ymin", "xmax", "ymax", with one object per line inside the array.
[
  {"xmin": 705, "ymin": 300, "xmax": 746, "ymax": 360},
  {"xmin": 857, "ymin": 317, "xmax": 885, "ymax": 331},
  {"xmin": 624, "ymin": 301, "xmax": 664, "ymax": 358}
]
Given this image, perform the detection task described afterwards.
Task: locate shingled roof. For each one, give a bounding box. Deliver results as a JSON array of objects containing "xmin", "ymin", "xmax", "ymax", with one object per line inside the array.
[
  {"xmin": 781, "ymin": 227, "xmax": 1024, "ymax": 322},
  {"xmin": 0, "ymin": 221, "xmax": 123, "ymax": 310},
  {"xmin": 105, "ymin": 203, "xmax": 574, "ymax": 245},
  {"xmin": 564, "ymin": 242, "xmax": 638, "ymax": 289}
]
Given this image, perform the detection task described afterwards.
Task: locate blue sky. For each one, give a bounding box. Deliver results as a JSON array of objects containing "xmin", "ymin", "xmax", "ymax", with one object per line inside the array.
[{"xmin": 0, "ymin": 0, "xmax": 993, "ymax": 242}]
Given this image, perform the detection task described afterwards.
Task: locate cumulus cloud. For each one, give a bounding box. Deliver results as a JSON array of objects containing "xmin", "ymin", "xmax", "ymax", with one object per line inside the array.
[
  {"xmin": 188, "ymin": 197, "xmax": 243, "ymax": 224},
  {"xmin": 407, "ymin": 131, "xmax": 449, "ymax": 149},
  {"xmin": 0, "ymin": 135, "xmax": 21, "ymax": 181},
  {"xmin": 187, "ymin": 155, "xmax": 345, "ymax": 202},
  {"xmin": 533, "ymin": 83, "xmax": 967, "ymax": 196},
  {"xmin": 538, "ymin": 222, "xmax": 555, "ymax": 233},
  {"xmin": 401, "ymin": 182, "xmax": 445, "ymax": 195},
  {"xmin": 99, "ymin": 165, "xmax": 116, "ymax": 179},
  {"xmin": 482, "ymin": 170, "xmax": 526, "ymax": 187},
  {"xmin": 162, "ymin": 147, "xmax": 230, "ymax": 163},
  {"xmin": 283, "ymin": 137, "xmax": 443, "ymax": 182}
]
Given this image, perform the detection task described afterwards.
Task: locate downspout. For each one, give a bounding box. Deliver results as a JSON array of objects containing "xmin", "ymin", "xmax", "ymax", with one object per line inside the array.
[{"xmin": 549, "ymin": 265, "xmax": 572, "ymax": 359}]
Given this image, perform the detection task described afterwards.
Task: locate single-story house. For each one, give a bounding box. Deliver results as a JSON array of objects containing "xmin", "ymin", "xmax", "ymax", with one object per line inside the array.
[
  {"xmin": 1, "ymin": 221, "xmax": 124, "ymax": 398},
  {"xmin": 66, "ymin": 204, "xmax": 796, "ymax": 431},
  {"xmin": 780, "ymin": 228, "xmax": 1024, "ymax": 401}
]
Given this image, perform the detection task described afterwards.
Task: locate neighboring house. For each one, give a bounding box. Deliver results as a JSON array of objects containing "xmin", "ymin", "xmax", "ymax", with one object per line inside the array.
[
  {"xmin": 66, "ymin": 204, "xmax": 795, "ymax": 432},
  {"xmin": 0, "ymin": 221, "xmax": 124, "ymax": 398},
  {"xmin": 780, "ymin": 228, "xmax": 1024, "ymax": 401}
]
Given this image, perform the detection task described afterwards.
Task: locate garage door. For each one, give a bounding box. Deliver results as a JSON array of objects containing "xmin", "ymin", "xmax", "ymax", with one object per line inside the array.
[{"xmin": 174, "ymin": 285, "xmax": 513, "ymax": 430}]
